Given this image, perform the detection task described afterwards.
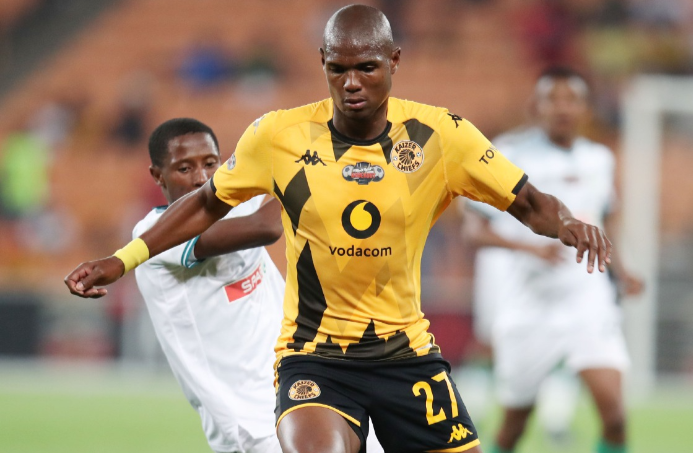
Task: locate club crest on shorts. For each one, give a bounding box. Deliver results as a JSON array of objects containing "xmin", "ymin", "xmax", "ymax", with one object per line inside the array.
[
  {"xmin": 391, "ymin": 140, "xmax": 424, "ymax": 173},
  {"xmin": 288, "ymin": 380, "xmax": 321, "ymax": 401},
  {"xmin": 342, "ymin": 162, "xmax": 385, "ymax": 185},
  {"xmin": 226, "ymin": 154, "xmax": 236, "ymax": 170}
]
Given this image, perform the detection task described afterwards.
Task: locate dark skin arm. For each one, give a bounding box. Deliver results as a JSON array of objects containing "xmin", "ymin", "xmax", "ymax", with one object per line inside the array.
[
  {"xmin": 462, "ymin": 208, "xmax": 564, "ymax": 264},
  {"xmin": 507, "ymin": 182, "xmax": 612, "ymax": 273},
  {"xmin": 193, "ymin": 197, "xmax": 282, "ymax": 260},
  {"xmin": 65, "ymin": 182, "xmax": 232, "ymax": 298},
  {"xmin": 603, "ymin": 208, "xmax": 644, "ymax": 296}
]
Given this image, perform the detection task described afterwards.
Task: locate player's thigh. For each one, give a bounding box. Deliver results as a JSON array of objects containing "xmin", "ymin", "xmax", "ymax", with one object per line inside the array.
[
  {"xmin": 275, "ymin": 356, "xmax": 369, "ymax": 453},
  {"xmin": 579, "ymin": 368, "xmax": 624, "ymax": 418},
  {"xmin": 369, "ymin": 355, "xmax": 481, "ymax": 453},
  {"xmin": 278, "ymin": 406, "xmax": 361, "ymax": 453},
  {"xmin": 493, "ymin": 322, "xmax": 565, "ymax": 407}
]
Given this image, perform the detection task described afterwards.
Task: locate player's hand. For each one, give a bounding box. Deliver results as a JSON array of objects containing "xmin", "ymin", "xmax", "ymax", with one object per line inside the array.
[
  {"xmin": 617, "ymin": 272, "xmax": 645, "ymax": 297},
  {"xmin": 527, "ymin": 243, "xmax": 564, "ymax": 264},
  {"xmin": 64, "ymin": 257, "xmax": 125, "ymax": 299},
  {"xmin": 557, "ymin": 218, "xmax": 612, "ymax": 273}
]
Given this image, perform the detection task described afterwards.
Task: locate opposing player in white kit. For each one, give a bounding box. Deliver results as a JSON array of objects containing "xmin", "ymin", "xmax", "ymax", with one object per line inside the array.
[
  {"xmin": 67, "ymin": 117, "xmax": 387, "ymax": 453},
  {"xmin": 464, "ymin": 67, "xmax": 643, "ymax": 453},
  {"xmin": 131, "ymin": 118, "xmax": 285, "ymax": 453}
]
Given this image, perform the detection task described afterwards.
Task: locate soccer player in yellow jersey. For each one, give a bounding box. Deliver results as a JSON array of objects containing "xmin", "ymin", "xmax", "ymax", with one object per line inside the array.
[{"xmin": 66, "ymin": 5, "xmax": 612, "ymax": 453}]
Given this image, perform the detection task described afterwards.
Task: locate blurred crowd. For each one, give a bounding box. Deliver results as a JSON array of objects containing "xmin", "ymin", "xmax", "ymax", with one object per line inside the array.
[{"xmin": 0, "ymin": 0, "xmax": 692, "ymax": 365}]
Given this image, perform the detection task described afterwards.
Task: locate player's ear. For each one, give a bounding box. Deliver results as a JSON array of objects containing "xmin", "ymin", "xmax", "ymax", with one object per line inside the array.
[
  {"xmin": 320, "ymin": 47, "xmax": 326, "ymax": 67},
  {"xmin": 149, "ymin": 165, "xmax": 165, "ymax": 188},
  {"xmin": 390, "ymin": 47, "xmax": 400, "ymax": 74}
]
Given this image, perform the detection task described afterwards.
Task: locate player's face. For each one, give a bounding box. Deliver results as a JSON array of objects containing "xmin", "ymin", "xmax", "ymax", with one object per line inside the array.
[
  {"xmin": 535, "ymin": 79, "xmax": 588, "ymax": 145},
  {"xmin": 321, "ymin": 42, "xmax": 400, "ymax": 122},
  {"xmin": 150, "ymin": 132, "xmax": 220, "ymax": 204}
]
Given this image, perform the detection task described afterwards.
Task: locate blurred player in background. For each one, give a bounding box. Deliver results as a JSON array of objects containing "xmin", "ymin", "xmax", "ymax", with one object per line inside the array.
[
  {"xmin": 463, "ymin": 67, "xmax": 644, "ymax": 453},
  {"xmin": 66, "ymin": 6, "xmax": 613, "ymax": 453},
  {"xmin": 123, "ymin": 118, "xmax": 285, "ymax": 453}
]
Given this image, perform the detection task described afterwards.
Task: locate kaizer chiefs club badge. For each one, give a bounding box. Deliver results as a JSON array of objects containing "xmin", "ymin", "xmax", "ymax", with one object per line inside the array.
[
  {"xmin": 288, "ymin": 380, "xmax": 321, "ymax": 401},
  {"xmin": 391, "ymin": 140, "xmax": 424, "ymax": 173}
]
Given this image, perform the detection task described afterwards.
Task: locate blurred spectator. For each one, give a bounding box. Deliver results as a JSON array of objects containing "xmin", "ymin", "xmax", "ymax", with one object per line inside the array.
[
  {"xmin": 517, "ymin": 0, "xmax": 578, "ymax": 66},
  {"xmin": 0, "ymin": 127, "xmax": 50, "ymax": 220},
  {"xmin": 178, "ymin": 33, "xmax": 239, "ymax": 91},
  {"xmin": 234, "ymin": 40, "xmax": 283, "ymax": 108},
  {"xmin": 110, "ymin": 71, "xmax": 154, "ymax": 148}
]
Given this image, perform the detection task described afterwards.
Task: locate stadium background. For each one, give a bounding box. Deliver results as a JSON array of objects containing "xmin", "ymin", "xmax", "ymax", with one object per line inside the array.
[{"xmin": 0, "ymin": 0, "xmax": 692, "ymax": 451}]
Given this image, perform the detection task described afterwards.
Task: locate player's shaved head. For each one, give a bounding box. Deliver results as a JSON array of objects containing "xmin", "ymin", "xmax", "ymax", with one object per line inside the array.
[{"xmin": 323, "ymin": 4, "xmax": 394, "ymax": 55}]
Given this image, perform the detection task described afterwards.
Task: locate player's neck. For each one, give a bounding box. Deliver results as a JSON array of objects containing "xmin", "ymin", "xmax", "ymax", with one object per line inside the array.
[
  {"xmin": 331, "ymin": 106, "xmax": 389, "ymax": 142},
  {"xmin": 547, "ymin": 132, "xmax": 576, "ymax": 150}
]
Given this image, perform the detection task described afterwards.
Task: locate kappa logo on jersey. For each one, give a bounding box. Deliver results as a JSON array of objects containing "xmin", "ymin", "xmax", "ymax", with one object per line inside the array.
[
  {"xmin": 295, "ymin": 150, "xmax": 327, "ymax": 166},
  {"xmin": 391, "ymin": 140, "xmax": 424, "ymax": 173},
  {"xmin": 342, "ymin": 162, "xmax": 385, "ymax": 185},
  {"xmin": 447, "ymin": 112, "xmax": 463, "ymax": 128},
  {"xmin": 288, "ymin": 380, "xmax": 321, "ymax": 401},
  {"xmin": 447, "ymin": 424, "xmax": 474, "ymax": 443},
  {"xmin": 226, "ymin": 154, "xmax": 236, "ymax": 170},
  {"xmin": 223, "ymin": 261, "xmax": 264, "ymax": 302},
  {"xmin": 341, "ymin": 200, "xmax": 381, "ymax": 239}
]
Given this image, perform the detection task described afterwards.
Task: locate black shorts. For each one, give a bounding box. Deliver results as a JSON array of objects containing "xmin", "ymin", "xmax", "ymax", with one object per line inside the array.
[{"xmin": 275, "ymin": 353, "xmax": 480, "ymax": 453}]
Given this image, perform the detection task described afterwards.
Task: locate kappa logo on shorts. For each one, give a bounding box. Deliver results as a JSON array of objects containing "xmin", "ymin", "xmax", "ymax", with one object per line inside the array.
[
  {"xmin": 391, "ymin": 140, "xmax": 424, "ymax": 173},
  {"xmin": 288, "ymin": 380, "xmax": 321, "ymax": 401},
  {"xmin": 226, "ymin": 154, "xmax": 236, "ymax": 170},
  {"xmin": 447, "ymin": 424, "xmax": 474, "ymax": 443}
]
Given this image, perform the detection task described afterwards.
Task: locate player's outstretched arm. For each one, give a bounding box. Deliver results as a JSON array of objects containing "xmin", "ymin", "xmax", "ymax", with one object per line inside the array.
[
  {"xmin": 462, "ymin": 209, "xmax": 564, "ymax": 264},
  {"xmin": 507, "ymin": 182, "xmax": 612, "ymax": 273},
  {"xmin": 193, "ymin": 197, "xmax": 283, "ymax": 260},
  {"xmin": 65, "ymin": 182, "xmax": 231, "ymax": 298}
]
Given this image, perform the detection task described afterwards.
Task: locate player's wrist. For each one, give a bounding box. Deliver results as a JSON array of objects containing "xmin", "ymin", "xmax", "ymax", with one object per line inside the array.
[{"xmin": 112, "ymin": 238, "xmax": 150, "ymax": 274}]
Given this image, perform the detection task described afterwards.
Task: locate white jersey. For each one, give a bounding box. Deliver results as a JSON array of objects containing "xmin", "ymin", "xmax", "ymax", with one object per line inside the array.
[
  {"xmin": 469, "ymin": 126, "xmax": 618, "ymax": 321},
  {"xmin": 133, "ymin": 196, "xmax": 284, "ymax": 453},
  {"xmin": 467, "ymin": 127, "xmax": 628, "ymax": 406}
]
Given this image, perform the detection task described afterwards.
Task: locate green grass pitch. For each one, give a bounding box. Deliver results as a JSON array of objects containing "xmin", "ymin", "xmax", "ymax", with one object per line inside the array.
[{"xmin": 1, "ymin": 364, "xmax": 691, "ymax": 453}]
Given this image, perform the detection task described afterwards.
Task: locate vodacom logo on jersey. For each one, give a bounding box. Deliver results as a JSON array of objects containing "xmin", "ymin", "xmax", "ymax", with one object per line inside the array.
[
  {"xmin": 329, "ymin": 200, "xmax": 392, "ymax": 258},
  {"xmin": 224, "ymin": 261, "xmax": 265, "ymax": 302}
]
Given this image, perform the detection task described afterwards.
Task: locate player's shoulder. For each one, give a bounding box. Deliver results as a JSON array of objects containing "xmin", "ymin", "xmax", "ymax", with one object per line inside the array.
[
  {"xmin": 256, "ymin": 99, "xmax": 332, "ymax": 138},
  {"xmin": 575, "ymin": 136, "xmax": 615, "ymax": 165},
  {"xmin": 388, "ymin": 97, "xmax": 450, "ymax": 128},
  {"xmin": 490, "ymin": 127, "xmax": 543, "ymax": 159},
  {"xmin": 132, "ymin": 205, "xmax": 167, "ymax": 238},
  {"xmin": 493, "ymin": 127, "xmax": 540, "ymax": 148}
]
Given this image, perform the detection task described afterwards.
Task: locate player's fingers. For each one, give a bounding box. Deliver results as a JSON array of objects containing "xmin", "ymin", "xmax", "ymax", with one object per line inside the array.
[
  {"xmin": 85, "ymin": 288, "xmax": 107, "ymax": 299},
  {"xmin": 597, "ymin": 229, "xmax": 610, "ymax": 273},
  {"xmin": 65, "ymin": 265, "xmax": 91, "ymax": 296},
  {"xmin": 585, "ymin": 226, "xmax": 599, "ymax": 273},
  {"xmin": 574, "ymin": 225, "xmax": 589, "ymax": 265},
  {"xmin": 78, "ymin": 267, "xmax": 102, "ymax": 291}
]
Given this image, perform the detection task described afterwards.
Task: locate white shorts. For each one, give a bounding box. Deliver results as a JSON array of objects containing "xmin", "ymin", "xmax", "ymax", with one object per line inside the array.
[
  {"xmin": 214, "ymin": 426, "xmax": 281, "ymax": 453},
  {"xmin": 492, "ymin": 295, "xmax": 629, "ymax": 408}
]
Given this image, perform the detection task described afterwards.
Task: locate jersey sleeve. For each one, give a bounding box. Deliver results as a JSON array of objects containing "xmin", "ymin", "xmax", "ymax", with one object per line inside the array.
[
  {"xmin": 210, "ymin": 113, "xmax": 276, "ymax": 207},
  {"xmin": 132, "ymin": 214, "xmax": 200, "ymax": 269},
  {"xmin": 439, "ymin": 111, "xmax": 527, "ymax": 211}
]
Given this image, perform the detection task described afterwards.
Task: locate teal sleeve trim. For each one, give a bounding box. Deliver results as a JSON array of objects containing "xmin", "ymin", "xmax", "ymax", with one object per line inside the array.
[{"xmin": 181, "ymin": 235, "xmax": 204, "ymax": 269}]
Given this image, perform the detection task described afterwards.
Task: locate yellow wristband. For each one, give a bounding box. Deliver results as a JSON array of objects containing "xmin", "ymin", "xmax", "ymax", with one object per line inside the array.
[{"xmin": 112, "ymin": 238, "xmax": 150, "ymax": 274}]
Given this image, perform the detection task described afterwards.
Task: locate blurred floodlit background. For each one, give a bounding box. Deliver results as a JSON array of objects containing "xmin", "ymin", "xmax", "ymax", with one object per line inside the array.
[{"xmin": 0, "ymin": 0, "xmax": 692, "ymax": 452}]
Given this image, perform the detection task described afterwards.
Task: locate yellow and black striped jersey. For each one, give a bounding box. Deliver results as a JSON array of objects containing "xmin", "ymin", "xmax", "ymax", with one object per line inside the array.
[{"xmin": 211, "ymin": 97, "xmax": 526, "ymax": 362}]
